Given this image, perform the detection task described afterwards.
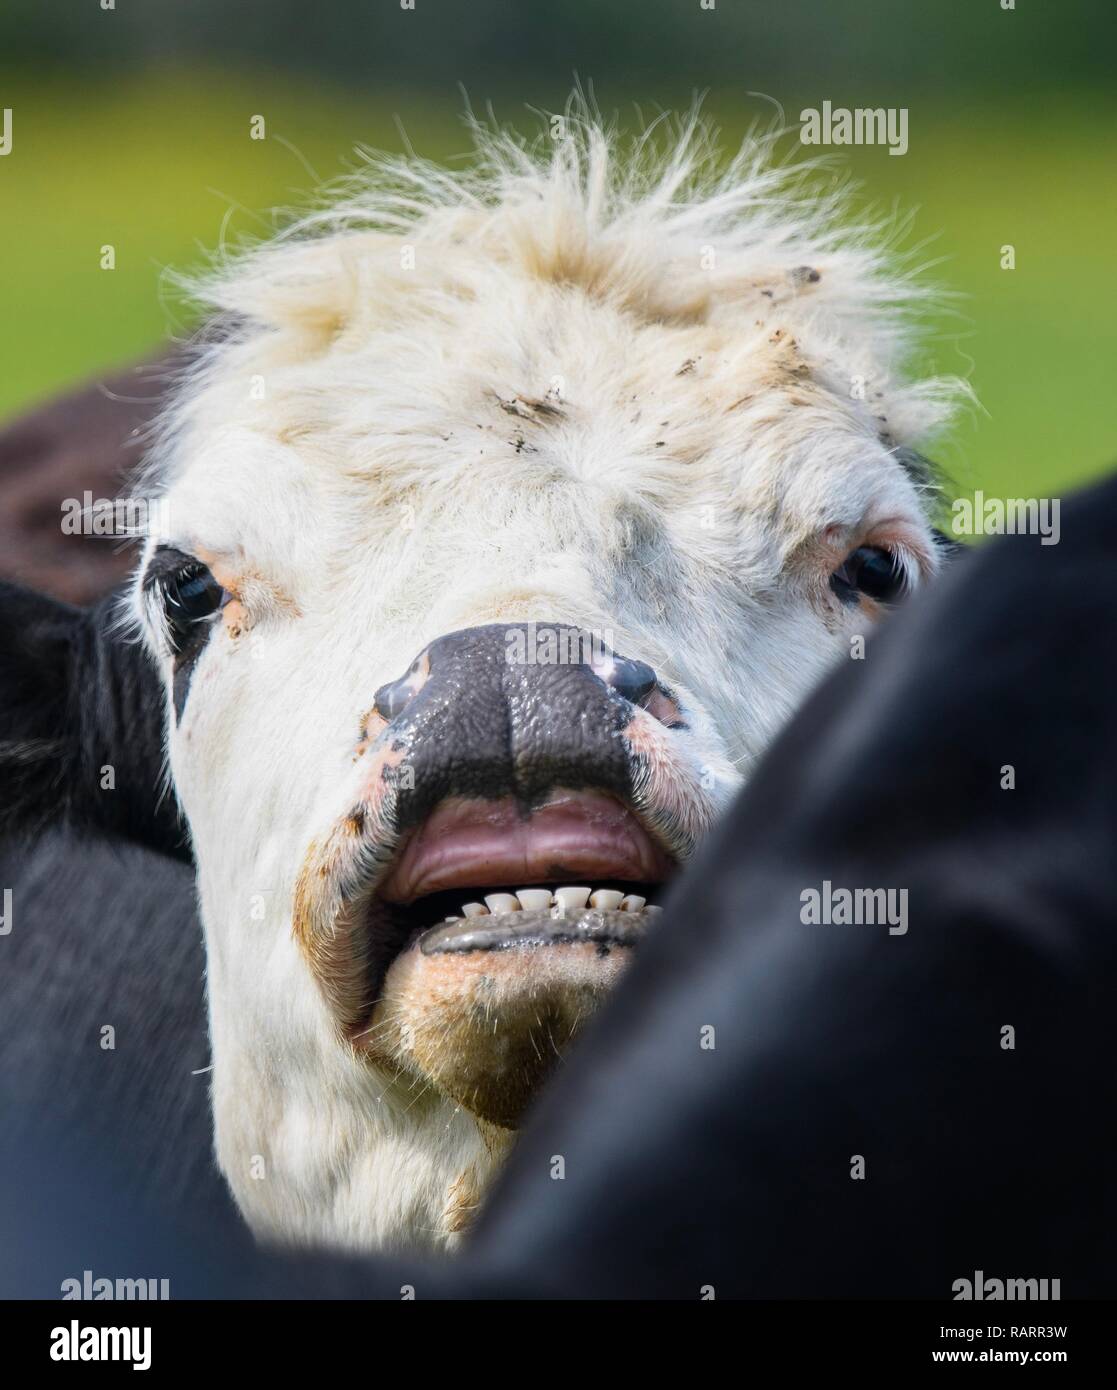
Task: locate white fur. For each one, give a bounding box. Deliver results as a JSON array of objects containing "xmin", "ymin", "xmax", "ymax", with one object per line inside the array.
[{"xmin": 131, "ymin": 107, "xmax": 964, "ymax": 1252}]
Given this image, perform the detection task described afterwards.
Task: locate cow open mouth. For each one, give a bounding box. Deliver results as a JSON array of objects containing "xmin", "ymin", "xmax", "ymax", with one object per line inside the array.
[
  {"xmin": 347, "ymin": 791, "xmax": 676, "ymax": 1126},
  {"xmin": 356, "ymin": 790, "xmax": 674, "ymax": 1013}
]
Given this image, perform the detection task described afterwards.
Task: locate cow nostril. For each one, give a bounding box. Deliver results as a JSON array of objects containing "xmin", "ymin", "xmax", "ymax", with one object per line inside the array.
[
  {"xmin": 603, "ymin": 656, "xmax": 658, "ymax": 705},
  {"xmin": 373, "ymin": 676, "xmax": 414, "ymax": 722}
]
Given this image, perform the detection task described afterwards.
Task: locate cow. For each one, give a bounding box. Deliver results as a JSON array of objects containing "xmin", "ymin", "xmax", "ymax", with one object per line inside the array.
[{"xmin": 0, "ymin": 110, "xmax": 964, "ymax": 1252}]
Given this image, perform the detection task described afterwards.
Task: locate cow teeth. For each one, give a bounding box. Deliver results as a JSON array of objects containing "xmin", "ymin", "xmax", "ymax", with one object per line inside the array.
[
  {"xmin": 515, "ymin": 889, "xmax": 553, "ymax": 911},
  {"xmin": 484, "ymin": 893, "xmax": 521, "ymax": 914},
  {"xmin": 645, "ymin": 904, "xmax": 663, "ymax": 916},
  {"xmin": 552, "ymin": 886, "xmax": 591, "ymax": 913},
  {"xmin": 589, "ymin": 889, "xmax": 625, "ymax": 911},
  {"xmin": 443, "ymin": 914, "xmax": 461, "ymax": 923},
  {"xmin": 461, "ymin": 902, "xmax": 489, "ymax": 918},
  {"xmin": 619, "ymin": 894, "xmax": 646, "ymax": 912}
]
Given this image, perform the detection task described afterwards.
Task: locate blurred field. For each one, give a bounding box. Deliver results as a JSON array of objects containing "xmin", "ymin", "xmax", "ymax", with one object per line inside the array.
[{"xmin": 2, "ymin": 70, "xmax": 1114, "ymax": 502}]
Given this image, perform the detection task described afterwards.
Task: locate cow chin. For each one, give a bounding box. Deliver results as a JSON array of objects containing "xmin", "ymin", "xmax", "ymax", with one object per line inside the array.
[{"xmin": 365, "ymin": 902, "xmax": 653, "ymax": 1129}]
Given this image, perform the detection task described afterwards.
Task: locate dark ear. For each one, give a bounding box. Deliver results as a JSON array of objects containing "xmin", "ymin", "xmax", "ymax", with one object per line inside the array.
[{"xmin": 0, "ymin": 579, "xmax": 191, "ymax": 862}]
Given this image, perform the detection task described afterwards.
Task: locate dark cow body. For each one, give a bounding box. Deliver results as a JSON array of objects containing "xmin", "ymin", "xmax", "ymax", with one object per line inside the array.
[
  {"xmin": 0, "ymin": 356, "xmax": 182, "ymax": 605},
  {"xmin": 0, "ymin": 832, "xmax": 228, "ymax": 1220},
  {"xmin": 0, "ymin": 361, "xmax": 190, "ymax": 850},
  {"xmin": 0, "ymin": 582, "xmax": 190, "ymax": 857},
  {"xmin": 470, "ymin": 471, "xmax": 1117, "ymax": 1298},
  {"xmin": 0, "ymin": 361, "xmax": 228, "ymax": 1236}
]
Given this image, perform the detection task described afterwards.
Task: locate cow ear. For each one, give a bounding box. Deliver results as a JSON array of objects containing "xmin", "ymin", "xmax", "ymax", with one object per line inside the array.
[{"xmin": 0, "ymin": 579, "xmax": 191, "ymax": 861}]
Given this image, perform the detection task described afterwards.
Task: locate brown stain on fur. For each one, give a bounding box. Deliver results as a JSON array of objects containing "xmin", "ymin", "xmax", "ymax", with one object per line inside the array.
[
  {"xmin": 355, "ymin": 707, "xmax": 389, "ymax": 758},
  {"xmin": 443, "ymin": 1166, "xmax": 485, "ymax": 1235},
  {"xmin": 188, "ymin": 548, "xmax": 303, "ymax": 646},
  {"xmin": 291, "ymin": 834, "xmax": 370, "ymax": 1034},
  {"xmin": 490, "ymin": 390, "xmax": 566, "ymax": 424}
]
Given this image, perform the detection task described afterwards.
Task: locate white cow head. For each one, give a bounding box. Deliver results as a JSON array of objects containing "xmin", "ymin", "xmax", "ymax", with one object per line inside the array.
[{"xmin": 130, "ymin": 114, "xmax": 962, "ymax": 1251}]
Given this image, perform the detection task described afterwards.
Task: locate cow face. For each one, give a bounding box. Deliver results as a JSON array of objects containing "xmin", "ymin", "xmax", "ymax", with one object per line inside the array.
[{"xmin": 124, "ymin": 123, "xmax": 960, "ymax": 1250}]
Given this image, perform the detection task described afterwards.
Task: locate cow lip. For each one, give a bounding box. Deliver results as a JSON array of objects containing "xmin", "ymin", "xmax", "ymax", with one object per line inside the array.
[
  {"xmin": 377, "ymin": 790, "xmax": 674, "ymax": 905},
  {"xmin": 416, "ymin": 897, "xmax": 660, "ymax": 956}
]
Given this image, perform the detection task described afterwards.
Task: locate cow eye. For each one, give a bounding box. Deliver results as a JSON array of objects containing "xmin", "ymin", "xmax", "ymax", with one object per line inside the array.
[
  {"xmin": 830, "ymin": 545, "xmax": 907, "ymax": 605},
  {"xmin": 157, "ymin": 559, "xmax": 227, "ymax": 653}
]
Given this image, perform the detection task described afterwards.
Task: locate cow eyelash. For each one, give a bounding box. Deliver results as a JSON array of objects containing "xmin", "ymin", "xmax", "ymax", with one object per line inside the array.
[
  {"xmin": 829, "ymin": 544, "xmax": 913, "ymax": 607},
  {"xmin": 144, "ymin": 549, "xmax": 230, "ymax": 657}
]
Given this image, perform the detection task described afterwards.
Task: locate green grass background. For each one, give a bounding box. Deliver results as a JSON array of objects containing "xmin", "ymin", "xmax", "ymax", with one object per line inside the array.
[{"xmin": 2, "ymin": 71, "xmax": 1114, "ymax": 503}]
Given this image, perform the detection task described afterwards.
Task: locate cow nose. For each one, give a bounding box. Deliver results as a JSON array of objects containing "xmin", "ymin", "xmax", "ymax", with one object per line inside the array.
[
  {"xmin": 372, "ymin": 627, "xmax": 660, "ymax": 726},
  {"xmin": 363, "ymin": 623, "xmax": 663, "ymax": 827}
]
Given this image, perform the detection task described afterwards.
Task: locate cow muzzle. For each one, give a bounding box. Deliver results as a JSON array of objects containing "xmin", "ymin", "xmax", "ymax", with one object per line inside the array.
[{"xmin": 294, "ymin": 622, "xmax": 705, "ymax": 1129}]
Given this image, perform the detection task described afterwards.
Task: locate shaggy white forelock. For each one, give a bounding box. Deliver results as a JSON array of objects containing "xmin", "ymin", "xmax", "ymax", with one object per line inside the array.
[{"xmin": 144, "ymin": 98, "xmax": 965, "ymax": 495}]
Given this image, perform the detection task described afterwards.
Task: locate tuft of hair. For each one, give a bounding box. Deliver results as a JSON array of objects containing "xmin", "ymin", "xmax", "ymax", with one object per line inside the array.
[{"xmin": 147, "ymin": 95, "xmax": 971, "ymax": 499}]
